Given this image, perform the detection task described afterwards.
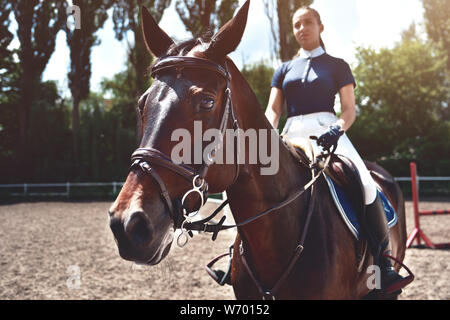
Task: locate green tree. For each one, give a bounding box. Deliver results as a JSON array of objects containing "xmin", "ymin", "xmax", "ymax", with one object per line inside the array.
[
  {"xmin": 99, "ymin": 63, "xmax": 141, "ymax": 179},
  {"xmin": 0, "ymin": 2, "xmax": 14, "ymax": 81},
  {"xmin": 0, "ymin": 80, "xmax": 72, "ymax": 183},
  {"xmin": 12, "ymin": 0, "xmax": 67, "ymax": 177},
  {"xmin": 241, "ymin": 60, "xmax": 274, "ymax": 110},
  {"xmin": 350, "ymin": 36, "xmax": 449, "ymax": 176},
  {"xmin": 400, "ymin": 23, "xmax": 420, "ymax": 42},
  {"xmin": 27, "ymin": 81, "xmax": 72, "ymax": 182},
  {"xmin": 241, "ymin": 60, "xmax": 288, "ymax": 132},
  {"xmin": 112, "ymin": 0, "xmax": 171, "ymax": 142},
  {"xmin": 79, "ymin": 94, "xmax": 107, "ymax": 181},
  {"xmin": 76, "ymin": 91, "xmax": 136, "ymax": 182},
  {"xmin": 66, "ymin": 0, "xmax": 112, "ymax": 171},
  {"xmin": 175, "ymin": 0, "xmax": 239, "ymax": 37},
  {"xmin": 0, "ymin": 2, "xmax": 19, "ymax": 160},
  {"xmin": 422, "ymin": 0, "xmax": 449, "ymax": 67},
  {"xmin": 422, "ymin": 0, "xmax": 449, "ymax": 122},
  {"xmin": 263, "ymin": 0, "xmax": 313, "ymax": 62},
  {"xmin": 112, "ymin": 0, "xmax": 170, "ymax": 98}
]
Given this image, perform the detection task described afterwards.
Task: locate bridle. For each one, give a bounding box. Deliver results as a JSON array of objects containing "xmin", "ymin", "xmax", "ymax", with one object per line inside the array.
[{"xmin": 130, "ymin": 56, "xmax": 240, "ymax": 243}]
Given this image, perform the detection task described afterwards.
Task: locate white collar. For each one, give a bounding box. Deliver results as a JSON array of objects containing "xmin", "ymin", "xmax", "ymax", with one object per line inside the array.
[{"xmin": 299, "ymin": 46, "xmax": 325, "ymax": 59}]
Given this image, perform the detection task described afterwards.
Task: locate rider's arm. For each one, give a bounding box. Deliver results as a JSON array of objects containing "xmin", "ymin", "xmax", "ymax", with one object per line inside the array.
[
  {"xmin": 265, "ymin": 87, "xmax": 285, "ymax": 129},
  {"xmin": 333, "ymin": 83, "xmax": 356, "ymax": 132}
]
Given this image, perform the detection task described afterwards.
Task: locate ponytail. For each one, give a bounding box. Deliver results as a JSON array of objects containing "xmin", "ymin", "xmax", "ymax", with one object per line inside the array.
[{"xmin": 319, "ymin": 36, "xmax": 326, "ymax": 52}]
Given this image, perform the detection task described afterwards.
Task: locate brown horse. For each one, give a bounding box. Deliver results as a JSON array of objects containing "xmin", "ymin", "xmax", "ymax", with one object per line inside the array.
[{"xmin": 108, "ymin": 0, "xmax": 408, "ymax": 299}]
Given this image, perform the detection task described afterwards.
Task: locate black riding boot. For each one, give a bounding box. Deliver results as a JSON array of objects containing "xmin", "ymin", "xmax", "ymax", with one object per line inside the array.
[{"xmin": 364, "ymin": 192, "xmax": 410, "ymax": 294}]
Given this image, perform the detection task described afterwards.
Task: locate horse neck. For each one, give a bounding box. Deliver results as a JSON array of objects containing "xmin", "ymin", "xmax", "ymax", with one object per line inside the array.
[{"xmin": 225, "ymin": 59, "xmax": 311, "ymax": 279}]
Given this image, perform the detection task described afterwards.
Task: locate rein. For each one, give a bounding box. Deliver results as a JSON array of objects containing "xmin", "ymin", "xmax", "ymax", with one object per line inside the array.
[
  {"xmin": 183, "ymin": 153, "xmax": 331, "ymax": 237},
  {"xmin": 240, "ymin": 183, "xmax": 317, "ymax": 300},
  {"xmin": 204, "ymin": 154, "xmax": 332, "ymax": 300}
]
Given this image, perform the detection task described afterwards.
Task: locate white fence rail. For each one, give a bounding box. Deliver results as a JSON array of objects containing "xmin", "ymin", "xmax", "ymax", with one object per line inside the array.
[
  {"xmin": 0, "ymin": 182, "xmax": 124, "ymax": 197},
  {"xmin": 394, "ymin": 177, "xmax": 450, "ymax": 182},
  {"xmin": 0, "ymin": 177, "xmax": 449, "ymax": 197}
]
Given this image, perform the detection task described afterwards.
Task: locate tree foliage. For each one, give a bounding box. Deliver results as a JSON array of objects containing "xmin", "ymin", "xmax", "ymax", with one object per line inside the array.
[
  {"xmin": 1, "ymin": 81, "xmax": 73, "ymax": 183},
  {"xmin": 422, "ymin": 0, "xmax": 450, "ymax": 122},
  {"xmin": 348, "ymin": 0, "xmax": 449, "ymax": 176},
  {"xmin": 66, "ymin": 0, "xmax": 113, "ymax": 168},
  {"xmin": 112, "ymin": 0, "xmax": 170, "ymax": 96},
  {"xmin": 241, "ymin": 60, "xmax": 274, "ymax": 110},
  {"xmin": 349, "ymin": 36, "xmax": 449, "ymax": 176},
  {"xmin": 78, "ymin": 93, "xmax": 135, "ymax": 182},
  {"xmin": 241, "ymin": 60, "xmax": 288, "ymax": 131},
  {"xmin": 422, "ymin": 0, "xmax": 449, "ymax": 67},
  {"xmin": 175, "ymin": 0, "xmax": 239, "ymax": 37},
  {"xmin": 112, "ymin": 0, "xmax": 171, "ymax": 143},
  {"xmin": 0, "ymin": 3, "xmax": 20, "ymax": 167},
  {"xmin": 11, "ymin": 0, "xmax": 67, "ymax": 179},
  {"xmin": 0, "ymin": 2, "xmax": 14, "ymax": 80},
  {"xmin": 66, "ymin": 0, "xmax": 112, "ymax": 106},
  {"xmin": 263, "ymin": 0, "xmax": 313, "ymax": 62}
]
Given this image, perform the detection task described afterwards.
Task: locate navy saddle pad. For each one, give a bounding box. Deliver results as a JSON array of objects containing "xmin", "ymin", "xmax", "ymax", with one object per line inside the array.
[{"xmin": 324, "ymin": 174, "xmax": 398, "ymax": 240}]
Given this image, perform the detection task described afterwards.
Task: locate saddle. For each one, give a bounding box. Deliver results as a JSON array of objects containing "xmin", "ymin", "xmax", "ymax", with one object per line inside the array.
[
  {"xmin": 281, "ymin": 135, "xmax": 372, "ymax": 272},
  {"xmin": 282, "ymin": 135, "xmax": 365, "ymax": 221}
]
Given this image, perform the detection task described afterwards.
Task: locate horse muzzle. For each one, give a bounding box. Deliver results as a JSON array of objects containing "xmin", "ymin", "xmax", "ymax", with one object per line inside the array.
[{"xmin": 109, "ymin": 208, "xmax": 173, "ymax": 265}]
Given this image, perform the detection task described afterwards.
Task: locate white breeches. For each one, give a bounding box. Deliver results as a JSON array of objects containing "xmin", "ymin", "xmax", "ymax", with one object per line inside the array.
[{"xmin": 282, "ymin": 112, "xmax": 377, "ymax": 205}]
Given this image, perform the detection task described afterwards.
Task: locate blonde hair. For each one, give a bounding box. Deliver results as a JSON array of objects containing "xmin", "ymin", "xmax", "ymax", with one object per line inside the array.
[{"xmin": 293, "ymin": 7, "xmax": 325, "ymax": 58}]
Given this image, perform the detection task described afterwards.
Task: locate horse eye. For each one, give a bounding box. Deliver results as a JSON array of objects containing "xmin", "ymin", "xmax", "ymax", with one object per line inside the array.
[{"xmin": 200, "ymin": 97, "xmax": 215, "ymax": 110}]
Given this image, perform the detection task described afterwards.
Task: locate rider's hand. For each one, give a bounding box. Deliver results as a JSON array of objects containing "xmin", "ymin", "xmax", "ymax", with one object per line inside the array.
[{"xmin": 316, "ymin": 124, "xmax": 344, "ymax": 151}]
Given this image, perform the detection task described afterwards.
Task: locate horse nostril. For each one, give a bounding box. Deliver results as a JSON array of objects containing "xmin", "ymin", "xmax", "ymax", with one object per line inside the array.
[
  {"xmin": 110, "ymin": 216, "xmax": 124, "ymax": 236},
  {"xmin": 125, "ymin": 212, "xmax": 153, "ymax": 247}
]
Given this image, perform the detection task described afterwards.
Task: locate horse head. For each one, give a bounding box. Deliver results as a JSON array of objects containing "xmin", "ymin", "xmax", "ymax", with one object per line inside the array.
[{"xmin": 109, "ymin": 1, "xmax": 250, "ymax": 265}]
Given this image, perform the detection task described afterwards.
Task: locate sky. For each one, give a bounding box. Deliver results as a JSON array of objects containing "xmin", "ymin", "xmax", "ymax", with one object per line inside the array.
[{"xmin": 38, "ymin": 0, "xmax": 425, "ymax": 96}]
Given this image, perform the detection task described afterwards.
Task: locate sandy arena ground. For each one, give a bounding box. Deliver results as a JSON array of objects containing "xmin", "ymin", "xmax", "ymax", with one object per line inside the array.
[{"xmin": 0, "ymin": 199, "xmax": 448, "ymax": 300}]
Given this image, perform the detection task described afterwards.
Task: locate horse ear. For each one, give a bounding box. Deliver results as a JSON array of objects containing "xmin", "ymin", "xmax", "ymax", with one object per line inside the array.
[
  {"xmin": 141, "ymin": 6, "xmax": 174, "ymax": 57},
  {"xmin": 204, "ymin": 0, "xmax": 250, "ymax": 59}
]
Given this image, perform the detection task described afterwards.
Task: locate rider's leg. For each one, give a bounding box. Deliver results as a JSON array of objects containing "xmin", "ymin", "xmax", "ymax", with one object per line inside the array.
[
  {"xmin": 334, "ymin": 134, "xmax": 377, "ymax": 204},
  {"xmin": 335, "ymin": 134, "xmax": 411, "ymax": 294}
]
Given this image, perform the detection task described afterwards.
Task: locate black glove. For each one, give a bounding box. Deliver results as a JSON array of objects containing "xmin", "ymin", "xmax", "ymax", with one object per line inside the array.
[{"xmin": 316, "ymin": 124, "xmax": 344, "ymax": 151}]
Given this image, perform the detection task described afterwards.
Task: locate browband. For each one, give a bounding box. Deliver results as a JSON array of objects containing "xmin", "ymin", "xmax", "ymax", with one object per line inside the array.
[{"xmin": 151, "ymin": 56, "xmax": 231, "ymax": 81}]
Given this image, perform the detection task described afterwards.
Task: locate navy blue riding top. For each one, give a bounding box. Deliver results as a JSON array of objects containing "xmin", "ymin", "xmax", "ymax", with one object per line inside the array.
[{"xmin": 271, "ymin": 53, "xmax": 356, "ymax": 117}]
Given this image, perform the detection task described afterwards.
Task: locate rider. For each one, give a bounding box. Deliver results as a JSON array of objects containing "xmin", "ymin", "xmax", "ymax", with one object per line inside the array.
[{"xmin": 265, "ymin": 6, "xmax": 410, "ymax": 294}]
